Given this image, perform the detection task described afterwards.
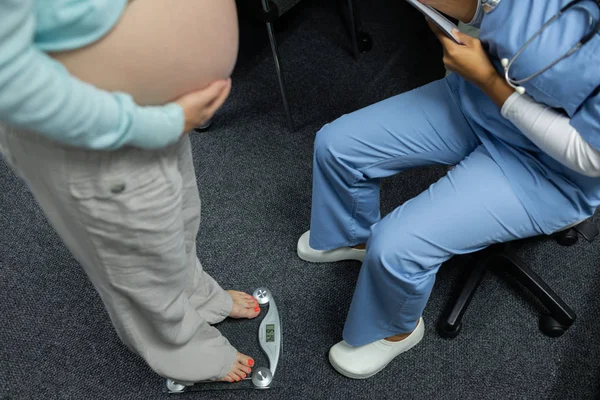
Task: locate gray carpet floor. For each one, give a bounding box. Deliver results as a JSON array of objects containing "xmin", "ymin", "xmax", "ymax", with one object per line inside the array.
[{"xmin": 2, "ymin": 1, "xmax": 600, "ymax": 399}]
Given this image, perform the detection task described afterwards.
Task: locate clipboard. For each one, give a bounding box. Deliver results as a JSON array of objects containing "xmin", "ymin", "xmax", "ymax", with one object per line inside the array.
[{"xmin": 406, "ymin": 0, "xmax": 462, "ymax": 44}]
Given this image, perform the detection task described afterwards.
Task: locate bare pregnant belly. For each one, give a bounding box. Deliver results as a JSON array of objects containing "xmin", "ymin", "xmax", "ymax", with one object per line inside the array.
[{"xmin": 51, "ymin": 0, "xmax": 239, "ymax": 106}]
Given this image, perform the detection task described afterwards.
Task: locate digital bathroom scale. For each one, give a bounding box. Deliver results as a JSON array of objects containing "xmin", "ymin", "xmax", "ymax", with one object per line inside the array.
[{"xmin": 164, "ymin": 287, "xmax": 282, "ymax": 393}]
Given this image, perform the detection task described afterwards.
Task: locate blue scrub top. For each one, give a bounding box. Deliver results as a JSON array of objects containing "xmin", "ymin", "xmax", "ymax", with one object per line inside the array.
[{"xmin": 456, "ymin": 0, "xmax": 600, "ymax": 234}]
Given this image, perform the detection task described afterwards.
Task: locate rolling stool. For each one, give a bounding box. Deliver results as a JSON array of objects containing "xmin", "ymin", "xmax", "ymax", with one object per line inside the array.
[{"xmin": 439, "ymin": 218, "xmax": 599, "ymax": 339}]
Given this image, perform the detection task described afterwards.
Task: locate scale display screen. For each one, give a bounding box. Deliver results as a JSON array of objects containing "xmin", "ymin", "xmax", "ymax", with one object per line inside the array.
[{"xmin": 265, "ymin": 324, "xmax": 275, "ymax": 342}]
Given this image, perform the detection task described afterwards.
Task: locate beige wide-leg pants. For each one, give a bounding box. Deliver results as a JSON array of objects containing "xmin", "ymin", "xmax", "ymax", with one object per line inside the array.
[{"xmin": 0, "ymin": 125, "xmax": 236, "ymax": 382}]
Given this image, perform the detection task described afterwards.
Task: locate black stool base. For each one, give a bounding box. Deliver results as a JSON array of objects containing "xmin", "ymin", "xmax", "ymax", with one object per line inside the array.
[{"xmin": 438, "ymin": 220, "xmax": 598, "ymax": 339}]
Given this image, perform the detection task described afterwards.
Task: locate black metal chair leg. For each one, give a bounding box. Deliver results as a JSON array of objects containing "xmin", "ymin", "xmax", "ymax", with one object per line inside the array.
[
  {"xmin": 346, "ymin": 0, "xmax": 359, "ymax": 60},
  {"xmin": 493, "ymin": 251, "xmax": 577, "ymax": 337},
  {"xmin": 340, "ymin": 0, "xmax": 372, "ymax": 58},
  {"xmin": 439, "ymin": 260, "xmax": 490, "ymax": 338},
  {"xmin": 574, "ymin": 219, "xmax": 600, "ymax": 242},
  {"xmin": 262, "ymin": 1, "xmax": 293, "ymax": 131}
]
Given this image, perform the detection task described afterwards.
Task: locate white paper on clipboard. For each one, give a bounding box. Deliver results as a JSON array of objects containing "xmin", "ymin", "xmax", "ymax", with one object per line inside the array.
[{"xmin": 406, "ymin": 0, "xmax": 462, "ymax": 44}]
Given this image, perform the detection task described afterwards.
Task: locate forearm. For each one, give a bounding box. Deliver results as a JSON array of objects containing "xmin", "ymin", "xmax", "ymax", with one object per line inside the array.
[
  {"xmin": 502, "ymin": 93, "xmax": 600, "ymax": 177},
  {"xmin": 479, "ymin": 74, "xmax": 516, "ymax": 109},
  {"xmin": 0, "ymin": 0, "xmax": 184, "ymax": 150},
  {"xmin": 419, "ymin": 0, "xmax": 479, "ymax": 23}
]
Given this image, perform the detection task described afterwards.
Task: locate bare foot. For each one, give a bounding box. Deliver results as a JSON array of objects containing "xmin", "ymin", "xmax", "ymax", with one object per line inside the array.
[
  {"xmin": 227, "ymin": 290, "xmax": 260, "ymax": 319},
  {"xmin": 219, "ymin": 352, "xmax": 255, "ymax": 382}
]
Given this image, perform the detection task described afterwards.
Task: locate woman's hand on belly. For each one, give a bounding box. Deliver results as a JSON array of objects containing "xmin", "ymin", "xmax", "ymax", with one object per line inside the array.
[{"xmin": 176, "ymin": 79, "xmax": 232, "ymax": 133}]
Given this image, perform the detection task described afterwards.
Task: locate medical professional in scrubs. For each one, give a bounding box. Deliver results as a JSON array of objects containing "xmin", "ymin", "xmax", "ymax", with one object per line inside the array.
[{"xmin": 297, "ymin": 0, "xmax": 600, "ymax": 378}]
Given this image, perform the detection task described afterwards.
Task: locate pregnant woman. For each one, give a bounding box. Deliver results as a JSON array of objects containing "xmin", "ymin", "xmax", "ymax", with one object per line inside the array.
[{"xmin": 0, "ymin": 0, "xmax": 257, "ymax": 383}]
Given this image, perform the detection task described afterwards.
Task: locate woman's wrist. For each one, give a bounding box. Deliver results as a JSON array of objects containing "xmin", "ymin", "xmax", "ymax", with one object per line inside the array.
[{"xmin": 479, "ymin": 73, "xmax": 515, "ymax": 109}]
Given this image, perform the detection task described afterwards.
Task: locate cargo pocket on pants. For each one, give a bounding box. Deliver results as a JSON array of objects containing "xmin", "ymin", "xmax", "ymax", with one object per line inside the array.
[{"xmin": 68, "ymin": 150, "xmax": 187, "ymax": 356}]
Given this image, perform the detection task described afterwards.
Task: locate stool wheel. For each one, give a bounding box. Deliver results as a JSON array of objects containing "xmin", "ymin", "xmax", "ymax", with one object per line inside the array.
[
  {"xmin": 539, "ymin": 314, "xmax": 568, "ymax": 337},
  {"xmin": 439, "ymin": 321, "xmax": 462, "ymax": 338},
  {"xmin": 555, "ymin": 229, "xmax": 578, "ymax": 246}
]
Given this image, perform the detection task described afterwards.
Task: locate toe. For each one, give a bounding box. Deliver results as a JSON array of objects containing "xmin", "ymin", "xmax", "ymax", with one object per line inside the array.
[
  {"xmin": 242, "ymin": 305, "xmax": 260, "ymax": 318},
  {"xmin": 231, "ymin": 366, "xmax": 247, "ymax": 380},
  {"xmin": 231, "ymin": 371, "xmax": 244, "ymax": 381},
  {"xmin": 246, "ymin": 303, "xmax": 260, "ymax": 318},
  {"xmin": 220, "ymin": 352, "xmax": 255, "ymax": 383},
  {"xmin": 220, "ymin": 374, "xmax": 235, "ymax": 383},
  {"xmin": 237, "ymin": 353, "xmax": 255, "ymax": 368},
  {"xmin": 227, "ymin": 291, "xmax": 260, "ymax": 319}
]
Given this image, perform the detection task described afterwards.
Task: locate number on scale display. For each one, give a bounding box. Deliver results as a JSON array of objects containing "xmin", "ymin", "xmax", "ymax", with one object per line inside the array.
[{"xmin": 266, "ymin": 324, "xmax": 275, "ymax": 342}]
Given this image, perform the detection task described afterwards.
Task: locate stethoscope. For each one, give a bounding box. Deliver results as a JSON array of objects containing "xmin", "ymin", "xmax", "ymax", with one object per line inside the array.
[{"xmin": 496, "ymin": 0, "xmax": 600, "ymax": 95}]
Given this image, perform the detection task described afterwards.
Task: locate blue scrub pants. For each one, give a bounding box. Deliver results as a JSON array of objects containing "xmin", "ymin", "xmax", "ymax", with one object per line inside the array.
[{"xmin": 309, "ymin": 77, "xmax": 548, "ymax": 347}]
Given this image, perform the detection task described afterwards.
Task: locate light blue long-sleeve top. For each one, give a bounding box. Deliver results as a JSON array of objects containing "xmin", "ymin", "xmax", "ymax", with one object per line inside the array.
[{"xmin": 0, "ymin": 0, "xmax": 185, "ymax": 150}]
